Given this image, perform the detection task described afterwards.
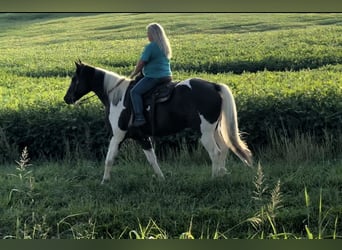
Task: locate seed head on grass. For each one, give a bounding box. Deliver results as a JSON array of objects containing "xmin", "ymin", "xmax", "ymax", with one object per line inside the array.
[
  {"xmin": 8, "ymin": 146, "xmax": 35, "ymax": 205},
  {"xmin": 248, "ymin": 163, "xmax": 284, "ymax": 238},
  {"xmin": 268, "ymin": 179, "xmax": 282, "ymax": 220},
  {"xmin": 16, "ymin": 146, "xmax": 31, "ymax": 172},
  {"xmin": 252, "ymin": 163, "xmax": 268, "ymax": 203}
]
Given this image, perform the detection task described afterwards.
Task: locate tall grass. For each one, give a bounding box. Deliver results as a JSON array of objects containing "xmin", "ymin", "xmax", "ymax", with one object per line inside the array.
[
  {"xmin": 1, "ymin": 142, "xmax": 341, "ymax": 239},
  {"xmin": 258, "ymin": 129, "xmax": 342, "ymax": 164}
]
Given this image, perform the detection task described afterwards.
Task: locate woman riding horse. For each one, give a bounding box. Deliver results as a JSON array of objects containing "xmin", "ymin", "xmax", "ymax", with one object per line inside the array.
[{"xmin": 130, "ymin": 23, "xmax": 172, "ymax": 127}]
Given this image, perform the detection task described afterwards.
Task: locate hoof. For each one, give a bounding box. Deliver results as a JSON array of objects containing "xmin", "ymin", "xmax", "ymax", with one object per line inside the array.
[
  {"xmin": 218, "ymin": 168, "xmax": 229, "ymax": 176},
  {"xmin": 152, "ymin": 174, "xmax": 165, "ymax": 181},
  {"xmin": 159, "ymin": 173, "xmax": 165, "ymax": 180},
  {"xmin": 101, "ymin": 178, "xmax": 110, "ymax": 185},
  {"xmin": 212, "ymin": 168, "xmax": 229, "ymax": 178}
]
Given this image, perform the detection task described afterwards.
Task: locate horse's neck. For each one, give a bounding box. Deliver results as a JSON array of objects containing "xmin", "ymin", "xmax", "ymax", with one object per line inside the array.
[
  {"xmin": 96, "ymin": 89, "xmax": 109, "ymax": 107},
  {"xmin": 91, "ymin": 69, "xmax": 110, "ymax": 107},
  {"xmin": 102, "ymin": 70, "xmax": 129, "ymax": 107}
]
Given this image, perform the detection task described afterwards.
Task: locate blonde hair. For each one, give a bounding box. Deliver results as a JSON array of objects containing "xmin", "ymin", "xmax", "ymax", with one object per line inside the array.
[{"xmin": 147, "ymin": 23, "xmax": 172, "ymax": 59}]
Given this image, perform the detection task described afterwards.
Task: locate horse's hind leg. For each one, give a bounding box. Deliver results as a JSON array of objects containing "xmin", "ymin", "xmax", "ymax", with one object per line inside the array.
[
  {"xmin": 214, "ymin": 129, "xmax": 229, "ymax": 174},
  {"xmin": 200, "ymin": 118, "xmax": 227, "ymax": 178},
  {"xmin": 138, "ymin": 137, "xmax": 165, "ymax": 180},
  {"xmin": 101, "ymin": 131, "xmax": 126, "ymax": 184}
]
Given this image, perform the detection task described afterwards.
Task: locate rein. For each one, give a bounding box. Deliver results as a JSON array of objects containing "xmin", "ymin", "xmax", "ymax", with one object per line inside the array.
[
  {"xmin": 76, "ymin": 77, "xmax": 127, "ymax": 105},
  {"xmin": 75, "ymin": 93, "xmax": 96, "ymax": 105},
  {"xmin": 107, "ymin": 78, "xmax": 126, "ymax": 95}
]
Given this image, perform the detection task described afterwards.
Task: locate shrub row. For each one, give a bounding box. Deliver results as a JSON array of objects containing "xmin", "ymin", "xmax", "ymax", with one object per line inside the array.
[
  {"xmin": 1, "ymin": 83, "xmax": 341, "ymax": 162},
  {"xmin": 0, "ymin": 105, "xmax": 109, "ymax": 162}
]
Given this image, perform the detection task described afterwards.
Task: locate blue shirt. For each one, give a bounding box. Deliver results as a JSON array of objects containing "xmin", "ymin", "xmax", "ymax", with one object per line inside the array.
[{"xmin": 140, "ymin": 42, "xmax": 172, "ymax": 78}]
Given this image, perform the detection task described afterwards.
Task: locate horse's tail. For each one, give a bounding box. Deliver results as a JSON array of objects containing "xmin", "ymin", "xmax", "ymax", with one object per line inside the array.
[{"xmin": 217, "ymin": 84, "xmax": 253, "ymax": 166}]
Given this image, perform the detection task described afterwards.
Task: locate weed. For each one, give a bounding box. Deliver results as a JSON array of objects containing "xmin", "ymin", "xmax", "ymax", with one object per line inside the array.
[
  {"xmin": 304, "ymin": 188, "xmax": 340, "ymax": 239},
  {"xmin": 7, "ymin": 147, "xmax": 36, "ymax": 206},
  {"xmin": 248, "ymin": 164, "xmax": 285, "ymax": 239},
  {"xmin": 128, "ymin": 218, "xmax": 168, "ymax": 239},
  {"xmin": 3, "ymin": 213, "xmax": 50, "ymax": 239},
  {"xmin": 57, "ymin": 213, "xmax": 96, "ymax": 239}
]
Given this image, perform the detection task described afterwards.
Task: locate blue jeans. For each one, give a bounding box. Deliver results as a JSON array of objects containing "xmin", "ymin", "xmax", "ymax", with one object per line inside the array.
[{"xmin": 130, "ymin": 77, "xmax": 162, "ymax": 120}]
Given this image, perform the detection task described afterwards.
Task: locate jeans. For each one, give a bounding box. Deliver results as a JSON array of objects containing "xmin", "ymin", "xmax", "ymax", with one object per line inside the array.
[{"xmin": 130, "ymin": 77, "xmax": 162, "ymax": 120}]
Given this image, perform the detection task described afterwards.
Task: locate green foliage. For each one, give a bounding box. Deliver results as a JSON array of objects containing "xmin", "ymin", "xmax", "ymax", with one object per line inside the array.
[
  {"xmin": 233, "ymin": 68, "xmax": 342, "ymax": 148},
  {"xmin": 1, "ymin": 149, "xmax": 340, "ymax": 239},
  {"xmin": 0, "ymin": 13, "xmax": 341, "ymax": 160},
  {"xmin": 1, "ymin": 14, "xmax": 341, "ymax": 239}
]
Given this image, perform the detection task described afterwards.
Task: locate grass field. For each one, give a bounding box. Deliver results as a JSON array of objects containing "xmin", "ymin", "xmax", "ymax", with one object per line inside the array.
[{"xmin": 0, "ymin": 13, "xmax": 341, "ymax": 239}]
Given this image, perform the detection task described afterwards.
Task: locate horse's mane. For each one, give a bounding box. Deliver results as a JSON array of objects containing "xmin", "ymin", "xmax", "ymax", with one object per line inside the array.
[{"xmin": 97, "ymin": 67, "xmax": 130, "ymax": 106}]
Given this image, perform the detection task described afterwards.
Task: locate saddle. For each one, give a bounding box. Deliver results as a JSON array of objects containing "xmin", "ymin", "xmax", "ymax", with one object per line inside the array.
[
  {"xmin": 142, "ymin": 79, "xmax": 175, "ymax": 106},
  {"xmin": 125, "ymin": 76, "xmax": 175, "ymax": 109},
  {"xmin": 125, "ymin": 76, "xmax": 175, "ymax": 133}
]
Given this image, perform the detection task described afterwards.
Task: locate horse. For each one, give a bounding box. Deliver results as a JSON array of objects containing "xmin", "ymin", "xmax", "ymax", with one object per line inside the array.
[{"xmin": 64, "ymin": 61, "xmax": 252, "ymax": 184}]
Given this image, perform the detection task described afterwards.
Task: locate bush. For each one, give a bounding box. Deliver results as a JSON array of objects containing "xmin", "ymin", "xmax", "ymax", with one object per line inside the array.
[{"xmin": 0, "ymin": 104, "xmax": 110, "ymax": 162}]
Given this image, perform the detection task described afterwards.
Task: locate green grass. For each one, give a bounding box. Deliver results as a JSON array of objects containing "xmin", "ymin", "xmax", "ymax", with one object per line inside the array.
[
  {"xmin": 0, "ymin": 13, "xmax": 341, "ymax": 239},
  {"xmin": 0, "ymin": 143, "xmax": 341, "ymax": 239},
  {"xmin": 1, "ymin": 13, "xmax": 341, "ymax": 77}
]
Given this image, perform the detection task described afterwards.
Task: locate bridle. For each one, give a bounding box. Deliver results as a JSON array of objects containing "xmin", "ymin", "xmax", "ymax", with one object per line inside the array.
[{"xmin": 75, "ymin": 93, "xmax": 97, "ymax": 105}]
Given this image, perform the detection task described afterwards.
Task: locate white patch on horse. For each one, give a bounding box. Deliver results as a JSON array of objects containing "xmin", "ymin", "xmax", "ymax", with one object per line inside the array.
[
  {"xmin": 176, "ymin": 79, "xmax": 192, "ymax": 89},
  {"xmin": 103, "ymin": 70, "xmax": 127, "ymax": 106},
  {"xmin": 108, "ymin": 99, "xmax": 125, "ymax": 131}
]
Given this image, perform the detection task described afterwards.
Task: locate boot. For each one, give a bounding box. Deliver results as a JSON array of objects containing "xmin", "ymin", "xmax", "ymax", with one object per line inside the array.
[{"xmin": 132, "ymin": 115, "xmax": 146, "ymax": 127}]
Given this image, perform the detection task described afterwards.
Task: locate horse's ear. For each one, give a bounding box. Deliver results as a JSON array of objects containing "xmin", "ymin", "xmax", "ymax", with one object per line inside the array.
[{"xmin": 75, "ymin": 59, "xmax": 82, "ymax": 68}]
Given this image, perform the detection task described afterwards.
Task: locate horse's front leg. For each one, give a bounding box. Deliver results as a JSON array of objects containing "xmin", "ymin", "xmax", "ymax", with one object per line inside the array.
[
  {"xmin": 101, "ymin": 130, "xmax": 126, "ymax": 184},
  {"xmin": 138, "ymin": 137, "xmax": 165, "ymax": 180}
]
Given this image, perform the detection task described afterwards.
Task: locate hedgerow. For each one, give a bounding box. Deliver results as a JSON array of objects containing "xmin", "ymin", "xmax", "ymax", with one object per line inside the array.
[{"xmin": 1, "ymin": 66, "xmax": 341, "ymax": 161}]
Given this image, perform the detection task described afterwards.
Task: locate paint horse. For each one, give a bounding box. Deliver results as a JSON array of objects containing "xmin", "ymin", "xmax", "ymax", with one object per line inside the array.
[{"xmin": 64, "ymin": 61, "xmax": 252, "ymax": 184}]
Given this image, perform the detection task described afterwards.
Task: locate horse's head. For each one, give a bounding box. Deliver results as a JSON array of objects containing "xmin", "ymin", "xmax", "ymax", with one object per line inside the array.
[{"xmin": 64, "ymin": 60, "xmax": 93, "ymax": 104}]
